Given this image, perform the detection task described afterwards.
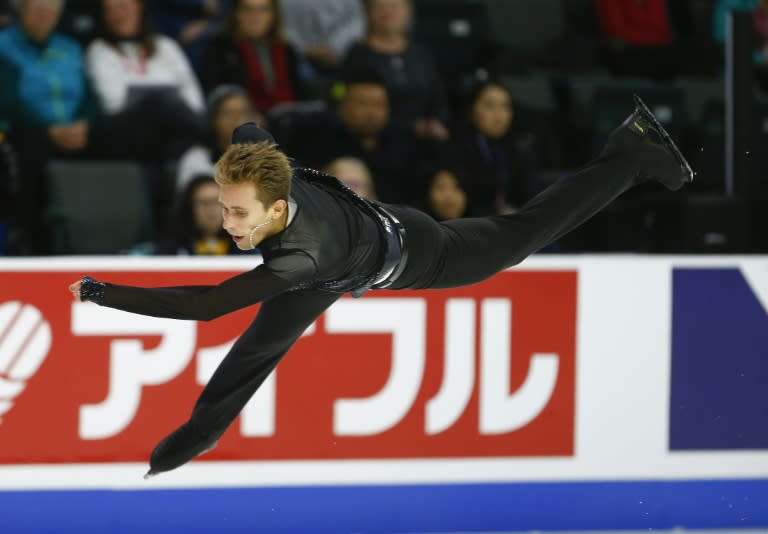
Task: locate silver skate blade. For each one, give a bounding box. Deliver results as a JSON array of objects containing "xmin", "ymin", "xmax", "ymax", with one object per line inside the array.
[
  {"xmin": 633, "ymin": 94, "xmax": 694, "ymax": 183},
  {"xmin": 143, "ymin": 470, "xmax": 158, "ymax": 480}
]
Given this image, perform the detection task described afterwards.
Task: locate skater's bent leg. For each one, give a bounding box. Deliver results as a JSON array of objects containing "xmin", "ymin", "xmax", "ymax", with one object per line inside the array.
[{"xmin": 146, "ymin": 289, "xmax": 340, "ymax": 475}]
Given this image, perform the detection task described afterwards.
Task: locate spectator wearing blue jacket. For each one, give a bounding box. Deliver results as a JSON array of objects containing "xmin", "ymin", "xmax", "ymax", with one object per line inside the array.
[{"xmin": 0, "ymin": 0, "xmax": 100, "ymax": 253}]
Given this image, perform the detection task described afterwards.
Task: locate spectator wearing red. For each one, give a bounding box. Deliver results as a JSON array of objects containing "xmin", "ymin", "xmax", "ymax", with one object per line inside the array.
[{"xmin": 200, "ymin": 0, "xmax": 306, "ymax": 112}]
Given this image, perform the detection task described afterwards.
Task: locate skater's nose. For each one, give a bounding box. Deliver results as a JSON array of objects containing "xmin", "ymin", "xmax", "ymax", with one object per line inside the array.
[{"xmin": 222, "ymin": 212, "xmax": 234, "ymax": 232}]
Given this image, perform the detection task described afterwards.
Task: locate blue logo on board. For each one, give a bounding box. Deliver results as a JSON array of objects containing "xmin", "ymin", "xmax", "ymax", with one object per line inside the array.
[{"xmin": 670, "ymin": 267, "xmax": 768, "ymax": 450}]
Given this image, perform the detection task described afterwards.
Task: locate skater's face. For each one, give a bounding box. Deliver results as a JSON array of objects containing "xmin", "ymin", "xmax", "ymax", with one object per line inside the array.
[
  {"xmin": 340, "ymin": 83, "xmax": 389, "ymax": 137},
  {"xmin": 218, "ymin": 182, "xmax": 286, "ymax": 249},
  {"xmin": 102, "ymin": 0, "xmax": 142, "ymax": 39},
  {"xmin": 19, "ymin": 0, "xmax": 63, "ymax": 43},
  {"xmin": 472, "ymin": 84, "xmax": 513, "ymax": 139},
  {"xmin": 429, "ymin": 170, "xmax": 466, "ymax": 220},
  {"xmin": 236, "ymin": 0, "xmax": 275, "ymax": 39}
]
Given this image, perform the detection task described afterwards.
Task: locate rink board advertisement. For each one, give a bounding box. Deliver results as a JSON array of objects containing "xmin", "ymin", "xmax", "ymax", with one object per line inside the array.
[{"xmin": 0, "ymin": 256, "xmax": 766, "ymax": 533}]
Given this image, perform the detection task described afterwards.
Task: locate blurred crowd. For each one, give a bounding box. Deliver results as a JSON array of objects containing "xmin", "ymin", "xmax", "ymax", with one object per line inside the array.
[{"xmin": 0, "ymin": 0, "xmax": 764, "ymax": 256}]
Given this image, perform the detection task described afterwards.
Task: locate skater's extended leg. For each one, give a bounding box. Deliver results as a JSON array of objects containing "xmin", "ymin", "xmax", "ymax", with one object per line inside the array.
[
  {"xmin": 145, "ymin": 288, "xmax": 341, "ymax": 477},
  {"xmin": 388, "ymin": 96, "xmax": 693, "ymax": 290}
]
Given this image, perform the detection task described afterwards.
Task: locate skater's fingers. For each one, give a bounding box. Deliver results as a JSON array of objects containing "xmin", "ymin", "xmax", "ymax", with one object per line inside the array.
[{"xmin": 69, "ymin": 280, "xmax": 82, "ymax": 301}]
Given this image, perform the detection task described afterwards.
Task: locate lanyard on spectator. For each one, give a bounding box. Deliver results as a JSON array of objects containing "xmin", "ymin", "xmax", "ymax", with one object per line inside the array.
[{"xmin": 122, "ymin": 47, "xmax": 148, "ymax": 75}]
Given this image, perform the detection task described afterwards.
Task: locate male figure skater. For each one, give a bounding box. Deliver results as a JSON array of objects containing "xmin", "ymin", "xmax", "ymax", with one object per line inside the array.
[{"xmin": 69, "ymin": 96, "xmax": 692, "ymax": 478}]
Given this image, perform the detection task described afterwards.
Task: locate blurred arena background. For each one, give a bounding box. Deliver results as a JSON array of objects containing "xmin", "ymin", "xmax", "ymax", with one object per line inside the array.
[{"xmin": 0, "ymin": 0, "xmax": 766, "ymax": 533}]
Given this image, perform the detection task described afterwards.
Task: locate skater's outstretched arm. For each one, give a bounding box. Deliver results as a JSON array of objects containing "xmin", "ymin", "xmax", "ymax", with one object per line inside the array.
[{"xmin": 68, "ymin": 265, "xmax": 301, "ymax": 321}]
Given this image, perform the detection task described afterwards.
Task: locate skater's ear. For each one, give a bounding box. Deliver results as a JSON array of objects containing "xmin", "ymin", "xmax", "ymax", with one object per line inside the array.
[{"xmin": 267, "ymin": 198, "xmax": 288, "ymax": 219}]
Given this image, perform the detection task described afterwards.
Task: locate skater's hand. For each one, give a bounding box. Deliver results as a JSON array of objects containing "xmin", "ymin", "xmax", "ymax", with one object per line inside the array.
[
  {"xmin": 68, "ymin": 279, "xmax": 83, "ymax": 301},
  {"xmin": 68, "ymin": 276, "xmax": 106, "ymax": 304}
]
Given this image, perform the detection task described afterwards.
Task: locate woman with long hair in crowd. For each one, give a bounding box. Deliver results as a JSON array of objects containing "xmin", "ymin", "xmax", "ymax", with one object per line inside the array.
[
  {"xmin": 200, "ymin": 0, "xmax": 306, "ymax": 112},
  {"xmin": 444, "ymin": 79, "xmax": 537, "ymax": 217},
  {"xmin": 86, "ymin": 0, "xmax": 207, "ymax": 165}
]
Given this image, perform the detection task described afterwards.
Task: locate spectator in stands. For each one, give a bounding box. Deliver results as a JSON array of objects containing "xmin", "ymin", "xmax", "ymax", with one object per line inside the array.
[
  {"xmin": 86, "ymin": 0, "xmax": 206, "ymax": 166},
  {"xmin": 425, "ymin": 168, "xmax": 467, "ymax": 221},
  {"xmin": 143, "ymin": 174, "xmax": 241, "ymax": 255},
  {"xmin": 443, "ymin": 80, "xmax": 535, "ymax": 217},
  {"xmin": 279, "ymin": 0, "xmax": 365, "ymax": 76},
  {"xmin": 341, "ymin": 0, "xmax": 449, "ymax": 141},
  {"xmin": 595, "ymin": 0, "xmax": 680, "ymax": 79},
  {"xmin": 0, "ymin": 0, "xmax": 101, "ymax": 253},
  {"xmin": 289, "ymin": 70, "xmax": 425, "ymax": 205},
  {"xmin": 323, "ymin": 156, "xmax": 377, "ymax": 200},
  {"xmin": 148, "ymin": 0, "xmax": 232, "ymax": 73},
  {"xmin": 200, "ymin": 0, "xmax": 306, "ymax": 112},
  {"xmin": 176, "ymin": 84, "xmax": 264, "ymax": 192}
]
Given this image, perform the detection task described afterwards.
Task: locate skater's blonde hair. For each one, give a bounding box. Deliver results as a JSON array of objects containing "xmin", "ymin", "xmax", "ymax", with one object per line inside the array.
[{"xmin": 215, "ymin": 142, "xmax": 292, "ymax": 208}]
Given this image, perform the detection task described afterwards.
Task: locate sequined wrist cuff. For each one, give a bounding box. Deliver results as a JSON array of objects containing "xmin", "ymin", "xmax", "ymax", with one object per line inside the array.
[{"xmin": 80, "ymin": 276, "xmax": 106, "ymax": 304}]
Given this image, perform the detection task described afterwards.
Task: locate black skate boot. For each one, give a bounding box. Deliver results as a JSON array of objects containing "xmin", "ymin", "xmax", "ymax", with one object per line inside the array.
[
  {"xmin": 605, "ymin": 95, "xmax": 694, "ymax": 191},
  {"xmin": 143, "ymin": 422, "xmax": 219, "ymax": 479}
]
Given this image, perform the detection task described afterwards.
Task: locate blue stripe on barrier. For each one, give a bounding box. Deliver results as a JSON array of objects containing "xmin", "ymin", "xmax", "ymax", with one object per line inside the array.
[{"xmin": 0, "ymin": 479, "xmax": 765, "ymax": 533}]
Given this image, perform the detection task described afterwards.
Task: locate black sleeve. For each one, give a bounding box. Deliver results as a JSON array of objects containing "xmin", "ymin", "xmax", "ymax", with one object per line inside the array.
[{"xmin": 95, "ymin": 266, "xmax": 296, "ymax": 321}]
